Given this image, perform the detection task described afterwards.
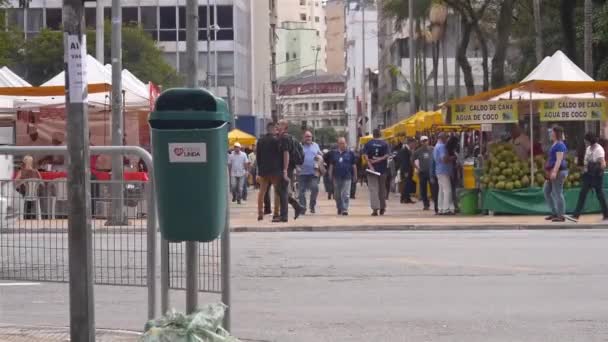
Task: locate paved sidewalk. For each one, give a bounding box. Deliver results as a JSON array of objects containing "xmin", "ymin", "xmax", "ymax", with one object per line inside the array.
[
  {"xmin": 0, "ymin": 325, "xmax": 140, "ymax": 341},
  {"xmin": 230, "ymin": 184, "xmax": 607, "ymax": 231}
]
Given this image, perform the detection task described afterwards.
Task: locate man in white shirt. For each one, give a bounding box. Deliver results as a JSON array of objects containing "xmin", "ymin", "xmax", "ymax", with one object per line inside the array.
[
  {"xmin": 572, "ymin": 132, "xmax": 608, "ymax": 221},
  {"xmin": 228, "ymin": 142, "xmax": 250, "ymax": 204},
  {"xmin": 510, "ymin": 125, "xmax": 531, "ymax": 161}
]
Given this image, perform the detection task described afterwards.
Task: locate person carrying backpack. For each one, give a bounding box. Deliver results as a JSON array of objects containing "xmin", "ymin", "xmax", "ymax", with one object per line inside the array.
[{"xmin": 274, "ymin": 120, "xmax": 305, "ymax": 222}]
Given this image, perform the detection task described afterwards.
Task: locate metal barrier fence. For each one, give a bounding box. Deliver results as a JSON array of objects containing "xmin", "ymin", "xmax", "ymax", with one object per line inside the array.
[{"xmin": 0, "ymin": 146, "xmax": 230, "ymax": 327}]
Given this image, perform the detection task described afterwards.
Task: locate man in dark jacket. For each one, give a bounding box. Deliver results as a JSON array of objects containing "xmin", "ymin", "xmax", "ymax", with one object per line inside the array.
[
  {"xmin": 397, "ymin": 138, "xmax": 417, "ymax": 204},
  {"xmin": 256, "ymin": 122, "xmax": 282, "ymax": 221}
]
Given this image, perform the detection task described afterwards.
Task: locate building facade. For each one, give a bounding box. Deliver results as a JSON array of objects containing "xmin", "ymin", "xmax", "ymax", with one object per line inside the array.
[
  {"xmin": 345, "ymin": 1, "xmax": 378, "ymax": 145},
  {"xmin": 278, "ymin": 71, "xmax": 347, "ymax": 133},
  {"xmin": 275, "ymin": 0, "xmax": 327, "ymax": 78},
  {"xmin": 324, "ymin": 0, "xmax": 345, "ymax": 74},
  {"xmin": 3, "ymin": 0, "xmax": 259, "ymax": 121}
]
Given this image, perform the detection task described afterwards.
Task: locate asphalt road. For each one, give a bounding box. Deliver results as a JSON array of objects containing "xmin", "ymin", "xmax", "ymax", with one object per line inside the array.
[{"xmin": 2, "ymin": 230, "xmax": 608, "ymax": 341}]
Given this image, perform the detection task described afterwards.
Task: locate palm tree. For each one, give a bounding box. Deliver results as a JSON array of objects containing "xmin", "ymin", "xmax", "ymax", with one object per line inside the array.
[
  {"xmin": 584, "ymin": 0, "xmax": 593, "ymax": 76},
  {"xmin": 533, "ymin": 0, "xmax": 543, "ymax": 63}
]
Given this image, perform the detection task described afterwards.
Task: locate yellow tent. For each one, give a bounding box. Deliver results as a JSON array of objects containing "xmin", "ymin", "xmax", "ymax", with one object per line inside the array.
[
  {"xmin": 228, "ymin": 129, "xmax": 256, "ymax": 147},
  {"xmin": 359, "ymin": 134, "xmax": 373, "ymax": 145}
]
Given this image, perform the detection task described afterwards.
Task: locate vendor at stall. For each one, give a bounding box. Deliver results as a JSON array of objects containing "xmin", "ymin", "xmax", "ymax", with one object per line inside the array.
[{"xmin": 510, "ymin": 125, "xmax": 531, "ymax": 161}]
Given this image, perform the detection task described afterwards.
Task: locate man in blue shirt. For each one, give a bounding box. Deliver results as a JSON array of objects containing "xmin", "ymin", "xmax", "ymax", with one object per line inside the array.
[
  {"xmin": 329, "ymin": 137, "xmax": 357, "ymax": 215},
  {"xmin": 433, "ymin": 133, "xmax": 455, "ymax": 214},
  {"xmin": 362, "ymin": 128, "xmax": 390, "ymax": 216},
  {"xmin": 298, "ymin": 131, "xmax": 322, "ymax": 214}
]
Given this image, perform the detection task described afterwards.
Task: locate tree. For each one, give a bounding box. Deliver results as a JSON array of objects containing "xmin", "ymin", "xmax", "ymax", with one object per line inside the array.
[
  {"xmin": 561, "ymin": 0, "xmax": 578, "ymax": 63},
  {"xmin": 584, "ymin": 0, "xmax": 593, "ymax": 76},
  {"xmin": 533, "ymin": 0, "xmax": 543, "ymax": 63},
  {"xmin": 21, "ymin": 29, "xmax": 64, "ymax": 85},
  {"xmin": 491, "ymin": 0, "xmax": 516, "ymax": 89}
]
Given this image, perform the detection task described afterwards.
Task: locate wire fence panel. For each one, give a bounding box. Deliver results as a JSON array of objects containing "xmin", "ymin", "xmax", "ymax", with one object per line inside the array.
[
  {"xmin": 167, "ymin": 239, "xmax": 222, "ymax": 293},
  {"xmin": 1, "ymin": 177, "xmax": 223, "ymax": 294},
  {"xmin": 0, "ymin": 179, "xmax": 148, "ymax": 287}
]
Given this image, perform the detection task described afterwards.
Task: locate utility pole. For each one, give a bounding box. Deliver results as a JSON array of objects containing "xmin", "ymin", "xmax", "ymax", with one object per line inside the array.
[
  {"xmin": 454, "ymin": 14, "xmax": 461, "ymax": 98},
  {"xmin": 108, "ymin": 0, "xmax": 126, "ymax": 225},
  {"xmin": 270, "ymin": 0, "xmax": 278, "ymax": 122},
  {"xmin": 185, "ymin": 0, "xmax": 199, "ymax": 314},
  {"xmin": 206, "ymin": 0, "xmax": 211, "ymax": 87},
  {"xmin": 63, "ymin": 0, "xmax": 95, "ymax": 340},
  {"xmin": 313, "ymin": 46, "xmax": 320, "ymax": 137},
  {"xmin": 361, "ymin": 2, "xmax": 370, "ymax": 134},
  {"xmin": 96, "ymin": 0, "xmax": 104, "ymax": 62},
  {"xmin": 213, "ymin": 0, "xmax": 219, "ymax": 93},
  {"xmin": 408, "ymin": 0, "xmax": 416, "ymax": 115}
]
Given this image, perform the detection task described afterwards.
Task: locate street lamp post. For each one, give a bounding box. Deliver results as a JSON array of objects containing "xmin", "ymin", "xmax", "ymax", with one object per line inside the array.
[{"xmin": 312, "ymin": 45, "xmax": 321, "ymax": 138}]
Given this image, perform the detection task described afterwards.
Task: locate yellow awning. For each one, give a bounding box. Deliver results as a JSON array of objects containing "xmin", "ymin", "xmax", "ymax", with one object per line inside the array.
[
  {"xmin": 228, "ymin": 129, "xmax": 256, "ymax": 147},
  {"xmin": 359, "ymin": 134, "xmax": 373, "ymax": 145}
]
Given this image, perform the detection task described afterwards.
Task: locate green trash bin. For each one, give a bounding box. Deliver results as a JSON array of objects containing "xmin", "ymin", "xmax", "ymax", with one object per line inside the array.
[
  {"xmin": 457, "ymin": 188, "xmax": 479, "ymax": 215},
  {"xmin": 149, "ymin": 88, "xmax": 229, "ymax": 242}
]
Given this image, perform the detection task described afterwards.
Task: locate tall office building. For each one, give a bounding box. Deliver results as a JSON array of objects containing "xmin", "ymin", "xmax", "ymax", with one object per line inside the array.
[{"xmin": 2, "ymin": 0, "xmax": 259, "ymax": 122}]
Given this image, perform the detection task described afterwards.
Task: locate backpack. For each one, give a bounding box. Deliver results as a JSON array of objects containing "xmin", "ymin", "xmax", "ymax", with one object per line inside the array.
[{"xmin": 290, "ymin": 137, "xmax": 305, "ymax": 167}]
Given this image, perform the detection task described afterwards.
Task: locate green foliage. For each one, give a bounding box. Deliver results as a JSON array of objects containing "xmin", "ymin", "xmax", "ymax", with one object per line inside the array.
[
  {"xmin": 0, "ymin": 28, "xmax": 23, "ymax": 69},
  {"xmin": 22, "ymin": 29, "xmax": 64, "ymax": 85},
  {"xmin": 314, "ymin": 127, "xmax": 339, "ymax": 148},
  {"xmin": 381, "ymin": 0, "xmax": 433, "ymax": 27}
]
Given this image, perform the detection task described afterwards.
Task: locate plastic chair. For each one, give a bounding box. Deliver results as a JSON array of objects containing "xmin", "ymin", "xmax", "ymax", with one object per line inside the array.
[
  {"xmin": 51, "ymin": 178, "xmax": 68, "ymax": 219},
  {"xmin": 22, "ymin": 180, "xmax": 42, "ymax": 221}
]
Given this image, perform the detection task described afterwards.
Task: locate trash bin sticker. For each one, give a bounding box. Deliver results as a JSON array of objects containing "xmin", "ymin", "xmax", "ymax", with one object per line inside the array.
[{"xmin": 168, "ymin": 143, "xmax": 207, "ymax": 163}]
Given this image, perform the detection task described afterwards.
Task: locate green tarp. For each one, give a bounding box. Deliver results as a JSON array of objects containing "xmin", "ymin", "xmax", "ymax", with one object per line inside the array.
[{"xmin": 481, "ymin": 187, "xmax": 606, "ymax": 215}]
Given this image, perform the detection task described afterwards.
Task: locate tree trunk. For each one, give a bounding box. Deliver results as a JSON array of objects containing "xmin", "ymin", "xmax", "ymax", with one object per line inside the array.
[
  {"xmin": 584, "ymin": 0, "xmax": 593, "ymax": 76},
  {"xmin": 533, "ymin": 0, "xmax": 543, "ymax": 63},
  {"xmin": 457, "ymin": 20, "xmax": 475, "ymax": 95},
  {"xmin": 491, "ymin": 0, "xmax": 515, "ymax": 89},
  {"xmin": 560, "ymin": 0, "xmax": 577, "ymax": 63},
  {"xmin": 470, "ymin": 21, "xmax": 489, "ymax": 91},
  {"xmin": 433, "ymin": 41, "xmax": 439, "ymax": 106},
  {"xmin": 442, "ymin": 27, "xmax": 448, "ymax": 101}
]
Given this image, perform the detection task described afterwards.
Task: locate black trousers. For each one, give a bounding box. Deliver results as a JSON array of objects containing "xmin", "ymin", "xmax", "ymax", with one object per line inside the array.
[
  {"xmin": 419, "ymin": 172, "xmax": 431, "ymax": 208},
  {"xmin": 574, "ymin": 173, "xmax": 608, "ymax": 218},
  {"xmin": 350, "ymin": 178, "xmax": 357, "ymax": 199},
  {"xmin": 278, "ymin": 172, "xmax": 300, "ymax": 220},
  {"xmin": 264, "ymin": 184, "xmax": 271, "ymax": 213},
  {"xmin": 401, "ymin": 174, "xmax": 414, "ymax": 201},
  {"xmin": 431, "ymin": 176, "xmax": 439, "ymax": 213}
]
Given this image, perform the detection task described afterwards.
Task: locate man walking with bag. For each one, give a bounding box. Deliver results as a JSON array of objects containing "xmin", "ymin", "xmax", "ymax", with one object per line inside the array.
[
  {"xmin": 329, "ymin": 137, "xmax": 357, "ymax": 215},
  {"xmin": 362, "ymin": 129, "xmax": 390, "ymax": 216}
]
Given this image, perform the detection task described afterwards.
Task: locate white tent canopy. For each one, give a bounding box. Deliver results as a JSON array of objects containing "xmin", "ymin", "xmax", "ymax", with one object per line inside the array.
[
  {"xmin": 490, "ymin": 50, "xmax": 602, "ymax": 100},
  {"xmin": 13, "ymin": 55, "xmax": 150, "ymax": 112},
  {"xmin": 0, "ymin": 67, "xmax": 31, "ymax": 111}
]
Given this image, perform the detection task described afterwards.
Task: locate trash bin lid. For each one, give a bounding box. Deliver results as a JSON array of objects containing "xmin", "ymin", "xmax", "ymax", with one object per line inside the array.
[{"xmin": 149, "ymin": 88, "xmax": 230, "ymax": 125}]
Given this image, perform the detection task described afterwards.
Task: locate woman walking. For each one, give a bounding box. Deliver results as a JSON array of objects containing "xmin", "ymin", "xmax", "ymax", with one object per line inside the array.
[
  {"xmin": 572, "ymin": 132, "xmax": 608, "ymax": 221},
  {"xmin": 544, "ymin": 126, "xmax": 569, "ymax": 222}
]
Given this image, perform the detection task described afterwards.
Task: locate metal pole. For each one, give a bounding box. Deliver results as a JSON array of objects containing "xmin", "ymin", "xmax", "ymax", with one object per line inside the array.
[
  {"xmin": 529, "ymin": 91, "xmax": 534, "ymax": 187},
  {"xmin": 63, "ymin": 0, "xmax": 94, "ymax": 338},
  {"xmin": 454, "ymin": 14, "xmax": 461, "ymax": 98},
  {"xmin": 533, "ymin": 0, "xmax": 543, "ymax": 64},
  {"xmin": 108, "ymin": 0, "xmax": 126, "ymax": 226},
  {"xmin": 185, "ymin": 0, "xmax": 200, "ymax": 315},
  {"xmin": 222, "ymin": 104, "xmax": 234, "ymax": 331},
  {"xmin": 442, "ymin": 26, "xmax": 448, "ymax": 102},
  {"xmin": 313, "ymin": 46, "xmax": 319, "ymax": 136},
  {"xmin": 361, "ymin": 3, "xmax": 370, "ymax": 134},
  {"xmin": 408, "ymin": 0, "xmax": 416, "ymax": 114},
  {"xmin": 214, "ymin": 0, "xmax": 219, "ymax": 92},
  {"xmin": 96, "ymin": 0, "xmax": 104, "ymax": 63},
  {"xmin": 206, "ymin": 0, "xmax": 211, "ymax": 87}
]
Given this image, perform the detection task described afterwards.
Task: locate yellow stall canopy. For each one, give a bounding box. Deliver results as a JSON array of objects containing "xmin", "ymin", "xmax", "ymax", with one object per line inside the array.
[
  {"xmin": 359, "ymin": 134, "xmax": 373, "ymax": 145},
  {"xmin": 228, "ymin": 129, "xmax": 256, "ymax": 147}
]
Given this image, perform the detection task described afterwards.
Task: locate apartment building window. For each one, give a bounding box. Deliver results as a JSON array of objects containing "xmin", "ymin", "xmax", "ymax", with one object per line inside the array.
[
  {"xmin": 312, "ymin": 103, "xmax": 319, "ymax": 111},
  {"xmin": 299, "ymin": 13, "xmax": 306, "ymax": 21},
  {"xmin": 292, "ymin": 52, "xmax": 297, "ymax": 59},
  {"xmin": 315, "ymin": 16, "xmax": 319, "ymax": 22},
  {"xmin": 300, "ymin": 0, "xmax": 306, "ymax": 5},
  {"xmin": 141, "ymin": 6, "xmax": 158, "ymax": 40},
  {"xmin": 286, "ymin": 53, "xmax": 290, "ymax": 61},
  {"xmin": 159, "ymin": 6, "xmax": 177, "ymax": 41},
  {"xmin": 46, "ymin": 8, "xmax": 61, "ymax": 30},
  {"xmin": 340, "ymin": 119, "xmax": 347, "ymax": 126},
  {"xmin": 123, "ymin": 7, "xmax": 138, "ymax": 25},
  {"xmin": 26, "ymin": 8, "xmax": 43, "ymax": 37},
  {"xmin": 84, "ymin": 8, "xmax": 96, "ymax": 29}
]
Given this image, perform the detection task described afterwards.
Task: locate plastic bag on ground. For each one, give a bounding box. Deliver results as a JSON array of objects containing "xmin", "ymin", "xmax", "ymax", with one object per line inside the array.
[{"xmin": 142, "ymin": 303, "xmax": 240, "ymax": 342}]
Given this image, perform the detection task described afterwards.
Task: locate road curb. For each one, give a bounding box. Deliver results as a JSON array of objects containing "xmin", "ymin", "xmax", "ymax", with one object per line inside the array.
[{"xmin": 231, "ymin": 223, "xmax": 607, "ymax": 232}]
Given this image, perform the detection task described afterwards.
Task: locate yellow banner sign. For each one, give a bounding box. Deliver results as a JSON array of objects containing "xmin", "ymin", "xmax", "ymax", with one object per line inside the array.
[
  {"xmin": 539, "ymin": 99, "xmax": 607, "ymax": 121},
  {"xmin": 451, "ymin": 100, "xmax": 519, "ymax": 125}
]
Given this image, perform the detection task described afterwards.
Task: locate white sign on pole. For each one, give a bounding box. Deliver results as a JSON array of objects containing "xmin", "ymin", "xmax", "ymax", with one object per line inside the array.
[{"xmin": 66, "ymin": 34, "xmax": 88, "ymax": 104}]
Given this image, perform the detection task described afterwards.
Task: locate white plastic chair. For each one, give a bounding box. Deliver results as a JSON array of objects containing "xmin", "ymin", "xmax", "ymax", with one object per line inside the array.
[
  {"xmin": 22, "ymin": 180, "xmax": 42, "ymax": 221},
  {"xmin": 51, "ymin": 178, "xmax": 68, "ymax": 219}
]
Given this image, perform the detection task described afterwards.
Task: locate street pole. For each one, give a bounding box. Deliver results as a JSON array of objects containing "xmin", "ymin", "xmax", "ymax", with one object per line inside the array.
[
  {"xmin": 63, "ymin": 0, "xmax": 95, "ymax": 340},
  {"xmin": 213, "ymin": 0, "xmax": 219, "ymax": 93},
  {"xmin": 206, "ymin": 0, "xmax": 211, "ymax": 87},
  {"xmin": 186, "ymin": 0, "xmax": 200, "ymax": 314},
  {"xmin": 108, "ymin": 0, "xmax": 126, "ymax": 226},
  {"xmin": 95, "ymin": 0, "xmax": 104, "ymax": 62},
  {"xmin": 313, "ymin": 46, "xmax": 320, "ymax": 137},
  {"xmin": 361, "ymin": 2, "xmax": 370, "ymax": 135},
  {"xmin": 409, "ymin": 0, "xmax": 416, "ymax": 115}
]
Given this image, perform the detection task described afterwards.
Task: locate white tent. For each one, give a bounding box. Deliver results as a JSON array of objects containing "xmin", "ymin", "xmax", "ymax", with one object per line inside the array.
[
  {"xmin": 490, "ymin": 50, "xmax": 602, "ymax": 100},
  {"xmin": 0, "ymin": 67, "xmax": 31, "ymax": 111},
  {"xmin": 13, "ymin": 55, "xmax": 150, "ymax": 112}
]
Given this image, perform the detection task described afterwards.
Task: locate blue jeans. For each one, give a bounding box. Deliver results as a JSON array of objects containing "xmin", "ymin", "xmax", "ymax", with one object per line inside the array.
[
  {"xmin": 544, "ymin": 170, "xmax": 568, "ymax": 217},
  {"xmin": 298, "ymin": 175, "xmax": 319, "ymax": 211},
  {"xmin": 334, "ymin": 177, "xmax": 351, "ymax": 213},
  {"xmin": 231, "ymin": 176, "xmax": 244, "ymax": 202}
]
